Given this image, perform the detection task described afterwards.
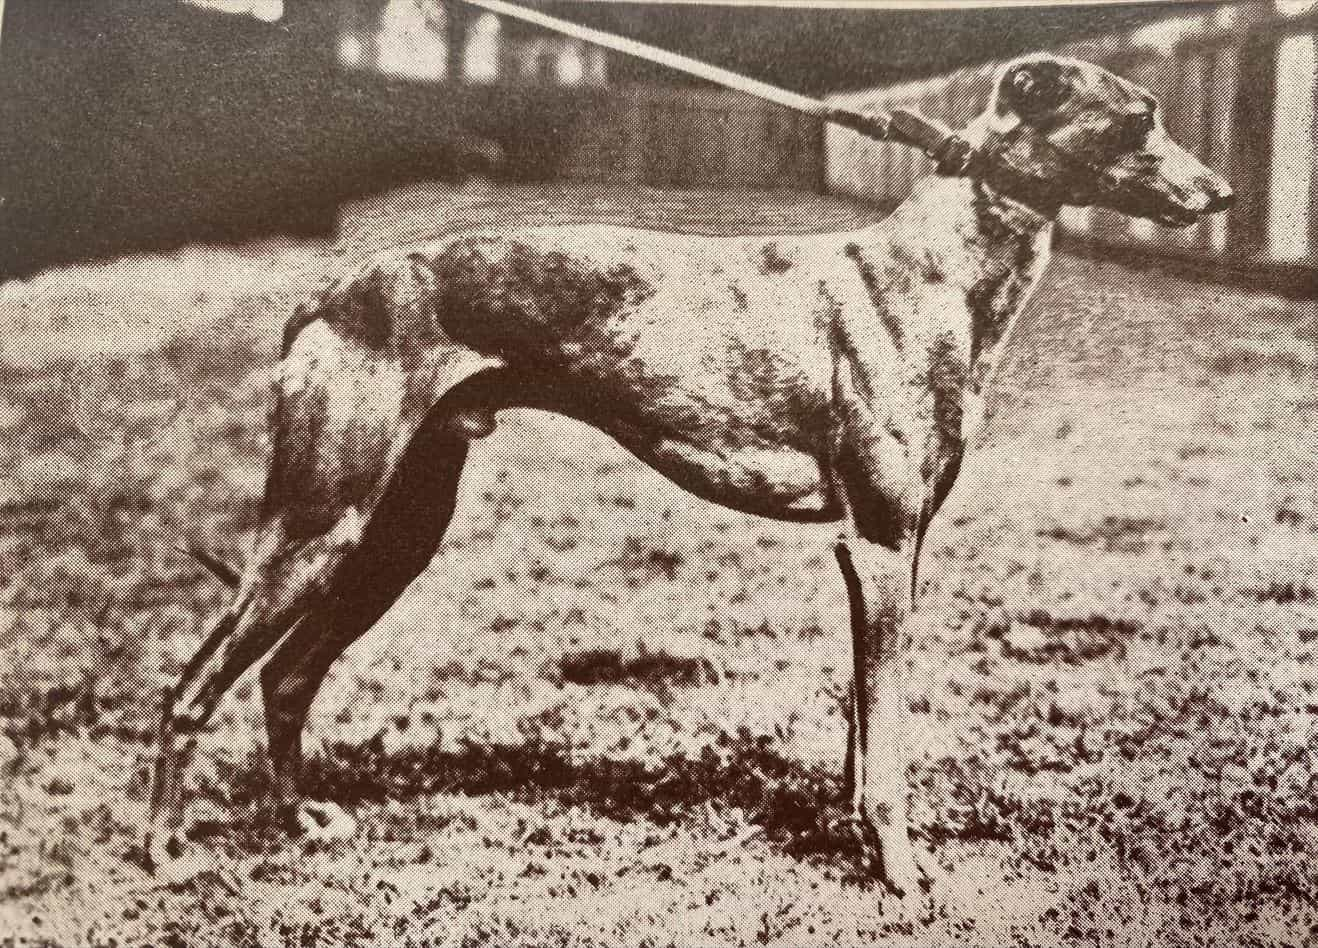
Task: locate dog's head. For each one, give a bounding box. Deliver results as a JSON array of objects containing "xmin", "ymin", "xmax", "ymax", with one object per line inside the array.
[{"xmin": 970, "ymin": 54, "xmax": 1233, "ymax": 227}]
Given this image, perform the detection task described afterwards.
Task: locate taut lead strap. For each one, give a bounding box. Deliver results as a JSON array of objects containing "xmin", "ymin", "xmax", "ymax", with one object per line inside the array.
[
  {"xmin": 827, "ymin": 106, "xmax": 979, "ymax": 177},
  {"xmin": 454, "ymin": 0, "xmax": 981, "ymax": 177}
]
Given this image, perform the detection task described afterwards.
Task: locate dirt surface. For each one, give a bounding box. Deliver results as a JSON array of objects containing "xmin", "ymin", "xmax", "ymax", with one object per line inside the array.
[{"xmin": 1, "ymin": 184, "xmax": 1316, "ymax": 947}]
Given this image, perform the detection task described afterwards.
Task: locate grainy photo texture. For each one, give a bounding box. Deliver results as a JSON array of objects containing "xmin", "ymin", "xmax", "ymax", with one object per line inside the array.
[{"xmin": 1, "ymin": 1, "xmax": 1316, "ymax": 945}]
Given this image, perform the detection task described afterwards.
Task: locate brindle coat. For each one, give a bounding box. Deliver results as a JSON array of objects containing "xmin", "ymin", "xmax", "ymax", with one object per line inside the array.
[{"xmin": 146, "ymin": 55, "xmax": 1232, "ymax": 903}]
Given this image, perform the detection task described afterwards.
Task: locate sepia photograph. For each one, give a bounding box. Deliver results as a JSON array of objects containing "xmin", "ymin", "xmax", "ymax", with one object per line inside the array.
[{"xmin": 0, "ymin": 1, "xmax": 1316, "ymax": 945}]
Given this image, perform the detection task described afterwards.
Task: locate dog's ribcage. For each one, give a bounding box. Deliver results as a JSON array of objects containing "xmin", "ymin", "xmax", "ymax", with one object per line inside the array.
[{"xmin": 422, "ymin": 227, "xmax": 881, "ymax": 517}]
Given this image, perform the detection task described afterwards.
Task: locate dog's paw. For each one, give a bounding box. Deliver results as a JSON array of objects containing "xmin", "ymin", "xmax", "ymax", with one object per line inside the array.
[
  {"xmin": 885, "ymin": 841, "xmax": 945, "ymax": 921},
  {"xmin": 144, "ymin": 831, "xmax": 218, "ymax": 888},
  {"xmin": 914, "ymin": 845, "xmax": 945, "ymax": 891},
  {"xmin": 296, "ymin": 800, "xmax": 357, "ymax": 844},
  {"xmin": 849, "ymin": 815, "xmax": 940, "ymax": 919}
]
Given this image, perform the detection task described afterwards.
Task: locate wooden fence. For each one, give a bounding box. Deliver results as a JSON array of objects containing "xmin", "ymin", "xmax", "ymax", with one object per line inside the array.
[
  {"xmin": 338, "ymin": 0, "xmax": 824, "ymax": 192},
  {"xmin": 825, "ymin": 5, "xmax": 1318, "ymax": 276},
  {"xmin": 550, "ymin": 86, "xmax": 823, "ymax": 191}
]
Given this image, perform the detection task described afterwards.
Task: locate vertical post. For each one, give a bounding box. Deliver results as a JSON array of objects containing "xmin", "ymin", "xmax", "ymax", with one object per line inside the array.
[
  {"xmin": 809, "ymin": 108, "xmax": 828, "ymax": 196},
  {"xmin": 1230, "ymin": 31, "xmax": 1278, "ymax": 260},
  {"xmin": 1169, "ymin": 49, "xmax": 1209, "ymax": 251},
  {"xmin": 1267, "ymin": 29, "xmax": 1316, "ymax": 263},
  {"xmin": 1311, "ymin": 36, "xmax": 1318, "ymax": 268},
  {"xmin": 1200, "ymin": 42, "xmax": 1238, "ymax": 255},
  {"xmin": 443, "ymin": 0, "xmax": 470, "ymax": 84}
]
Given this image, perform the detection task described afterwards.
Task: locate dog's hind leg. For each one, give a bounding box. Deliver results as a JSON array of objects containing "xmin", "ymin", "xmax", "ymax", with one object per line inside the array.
[
  {"xmin": 146, "ymin": 481, "xmax": 396, "ymax": 874},
  {"xmin": 258, "ymin": 415, "xmax": 472, "ymax": 835},
  {"xmin": 146, "ymin": 256, "xmax": 500, "ymax": 876}
]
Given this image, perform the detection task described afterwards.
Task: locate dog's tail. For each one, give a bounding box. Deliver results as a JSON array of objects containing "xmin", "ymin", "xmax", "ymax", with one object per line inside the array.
[{"xmin": 174, "ymin": 540, "xmax": 241, "ymax": 589}]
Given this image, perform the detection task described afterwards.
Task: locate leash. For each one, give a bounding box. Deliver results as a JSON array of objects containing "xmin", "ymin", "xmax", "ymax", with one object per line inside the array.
[{"xmin": 453, "ymin": 0, "xmax": 981, "ymax": 178}]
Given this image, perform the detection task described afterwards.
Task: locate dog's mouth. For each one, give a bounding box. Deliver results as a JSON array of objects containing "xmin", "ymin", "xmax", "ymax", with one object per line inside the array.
[
  {"xmin": 1154, "ymin": 206, "xmax": 1202, "ymax": 228},
  {"xmin": 1135, "ymin": 189, "xmax": 1206, "ymax": 228}
]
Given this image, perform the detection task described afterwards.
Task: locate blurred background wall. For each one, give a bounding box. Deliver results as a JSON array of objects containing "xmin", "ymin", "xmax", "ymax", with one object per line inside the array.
[{"xmin": 4, "ymin": 1, "xmax": 1307, "ymax": 282}]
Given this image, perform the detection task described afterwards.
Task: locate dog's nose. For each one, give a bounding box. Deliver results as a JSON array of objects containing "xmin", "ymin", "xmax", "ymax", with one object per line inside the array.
[{"xmin": 1204, "ymin": 184, "xmax": 1235, "ymax": 213}]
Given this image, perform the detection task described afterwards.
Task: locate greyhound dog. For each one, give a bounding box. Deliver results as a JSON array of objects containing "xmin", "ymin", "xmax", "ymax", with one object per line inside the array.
[{"xmin": 146, "ymin": 55, "xmax": 1232, "ymax": 901}]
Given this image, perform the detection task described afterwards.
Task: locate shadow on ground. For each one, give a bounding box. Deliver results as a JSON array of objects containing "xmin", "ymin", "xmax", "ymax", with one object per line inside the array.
[{"xmin": 292, "ymin": 725, "xmax": 883, "ymax": 874}]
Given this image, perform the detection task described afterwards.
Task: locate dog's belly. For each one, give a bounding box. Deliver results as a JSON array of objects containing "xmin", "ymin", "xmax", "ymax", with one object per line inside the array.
[
  {"xmin": 535, "ymin": 358, "xmax": 839, "ymax": 521},
  {"xmin": 601, "ymin": 419, "xmax": 838, "ymax": 522}
]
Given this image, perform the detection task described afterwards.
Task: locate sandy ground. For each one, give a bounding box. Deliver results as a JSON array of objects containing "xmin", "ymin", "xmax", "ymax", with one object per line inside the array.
[{"xmin": 1, "ymin": 183, "xmax": 1316, "ymax": 947}]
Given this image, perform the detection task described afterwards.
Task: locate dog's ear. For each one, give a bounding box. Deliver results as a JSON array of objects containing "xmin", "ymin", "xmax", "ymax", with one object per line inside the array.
[{"xmin": 1001, "ymin": 60, "xmax": 1072, "ymax": 124}]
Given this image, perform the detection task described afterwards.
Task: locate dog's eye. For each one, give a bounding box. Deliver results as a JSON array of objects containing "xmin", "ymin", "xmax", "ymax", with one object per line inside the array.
[
  {"xmin": 1127, "ymin": 110, "xmax": 1155, "ymax": 138},
  {"xmin": 1113, "ymin": 109, "xmax": 1155, "ymax": 149}
]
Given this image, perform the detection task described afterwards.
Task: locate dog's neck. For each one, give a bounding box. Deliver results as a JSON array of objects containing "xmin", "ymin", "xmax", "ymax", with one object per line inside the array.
[
  {"xmin": 860, "ymin": 175, "xmax": 1056, "ymax": 367},
  {"xmin": 970, "ymin": 179, "xmax": 1058, "ymax": 239}
]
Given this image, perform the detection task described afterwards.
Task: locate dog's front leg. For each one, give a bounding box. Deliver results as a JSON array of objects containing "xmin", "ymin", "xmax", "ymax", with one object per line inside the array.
[
  {"xmin": 835, "ymin": 537, "xmax": 927, "ymax": 908},
  {"xmin": 827, "ymin": 347, "xmax": 937, "ymax": 909}
]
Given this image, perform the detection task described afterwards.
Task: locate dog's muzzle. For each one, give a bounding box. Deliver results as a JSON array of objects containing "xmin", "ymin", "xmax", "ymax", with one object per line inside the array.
[
  {"xmin": 1200, "ymin": 183, "xmax": 1235, "ymax": 214},
  {"xmin": 1157, "ymin": 180, "xmax": 1235, "ymax": 227},
  {"xmin": 1092, "ymin": 162, "xmax": 1235, "ymax": 228},
  {"xmin": 1142, "ymin": 139, "xmax": 1235, "ymax": 227}
]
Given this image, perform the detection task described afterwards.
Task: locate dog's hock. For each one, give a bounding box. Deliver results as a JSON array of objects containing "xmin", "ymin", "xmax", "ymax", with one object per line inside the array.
[
  {"xmin": 449, "ymin": 407, "xmax": 498, "ymax": 439},
  {"xmin": 328, "ymin": 507, "xmax": 365, "ymax": 550}
]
